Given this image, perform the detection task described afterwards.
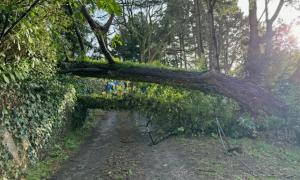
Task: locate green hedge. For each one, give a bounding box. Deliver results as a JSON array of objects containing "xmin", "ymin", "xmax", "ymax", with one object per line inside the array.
[{"xmin": 0, "ymin": 80, "xmax": 76, "ymax": 179}]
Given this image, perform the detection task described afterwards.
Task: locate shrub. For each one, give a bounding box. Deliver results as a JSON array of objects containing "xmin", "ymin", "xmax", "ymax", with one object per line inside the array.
[{"xmin": 79, "ymin": 83, "xmax": 242, "ymax": 137}]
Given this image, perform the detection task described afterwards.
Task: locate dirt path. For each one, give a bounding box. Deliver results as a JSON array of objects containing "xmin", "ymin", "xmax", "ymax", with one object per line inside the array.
[
  {"xmin": 50, "ymin": 111, "xmax": 300, "ymax": 180},
  {"xmin": 50, "ymin": 111, "xmax": 198, "ymax": 180}
]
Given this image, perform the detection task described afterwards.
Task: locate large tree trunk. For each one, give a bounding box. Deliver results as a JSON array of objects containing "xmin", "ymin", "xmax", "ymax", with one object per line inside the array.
[
  {"xmin": 246, "ymin": 0, "xmax": 285, "ymax": 84},
  {"xmin": 192, "ymin": 0, "xmax": 205, "ymax": 57},
  {"xmin": 60, "ymin": 61, "xmax": 288, "ymax": 117},
  {"xmin": 246, "ymin": 0, "xmax": 263, "ymax": 83},
  {"xmin": 207, "ymin": 0, "xmax": 220, "ymax": 72}
]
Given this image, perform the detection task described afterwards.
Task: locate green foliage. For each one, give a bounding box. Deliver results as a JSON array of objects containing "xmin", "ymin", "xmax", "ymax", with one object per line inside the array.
[
  {"xmin": 1, "ymin": 0, "xmax": 299, "ymax": 178},
  {"xmin": 95, "ymin": 0, "xmax": 122, "ymax": 15},
  {"xmin": 0, "ymin": 0, "xmax": 120, "ymax": 177},
  {"xmin": 80, "ymin": 58, "xmax": 203, "ymax": 73},
  {"xmin": 65, "ymin": 76, "xmax": 106, "ymax": 95},
  {"xmin": 1, "ymin": 1, "xmax": 69, "ymax": 65},
  {"xmin": 237, "ymin": 115, "xmax": 258, "ymax": 138},
  {"xmin": 78, "ymin": 83, "xmax": 241, "ymax": 136},
  {"xmin": 0, "ymin": 2, "xmax": 73, "ymax": 177},
  {"xmin": 264, "ymin": 82, "xmax": 300, "ymax": 131},
  {"xmin": 0, "ymin": 63, "xmax": 27, "ymax": 83},
  {"xmin": 111, "ymin": 34, "xmax": 124, "ymax": 48},
  {"xmin": 115, "ymin": 7, "xmax": 168, "ymax": 63},
  {"xmin": 239, "ymin": 81, "xmax": 300, "ymax": 143},
  {"xmin": 0, "ymin": 79, "xmax": 76, "ymax": 179}
]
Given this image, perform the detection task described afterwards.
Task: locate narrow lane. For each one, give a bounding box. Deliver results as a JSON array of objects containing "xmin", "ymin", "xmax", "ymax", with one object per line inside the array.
[{"xmin": 50, "ymin": 111, "xmax": 198, "ymax": 180}]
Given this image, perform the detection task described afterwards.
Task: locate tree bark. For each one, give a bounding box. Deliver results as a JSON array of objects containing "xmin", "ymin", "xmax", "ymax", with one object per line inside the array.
[
  {"xmin": 246, "ymin": 0, "xmax": 263, "ymax": 83},
  {"xmin": 65, "ymin": 3, "xmax": 85, "ymax": 53},
  {"xmin": 74, "ymin": 26, "xmax": 85, "ymax": 53},
  {"xmin": 60, "ymin": 61, "xmax": 288, "ymax": 117},
  {"xmin": 193, "ymin": 0, "xmax": 205, "ymax": 56},
  {"xmin": 207, "ymin": 0, "xmax": 220, "ymax": 72},
  {"xmin": 246, "ymin": 0, "xmax": 285, "ymax": 84},
  {"xmin": 80, "ymin": 5, "xmax": 115, "ymax": 64},
  {"xmin": 265, "ymin": 0, "xmax": 284, "ymax": 59}
]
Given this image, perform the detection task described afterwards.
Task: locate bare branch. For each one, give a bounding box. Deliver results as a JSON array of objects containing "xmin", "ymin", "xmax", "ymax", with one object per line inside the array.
[
  {"xmin": 103, "ymin": 14, "xmax": 115, "ymax": 33},
  {"xmin": 270, "ymin": 0, "xmax": 285, "ymax": 23}
]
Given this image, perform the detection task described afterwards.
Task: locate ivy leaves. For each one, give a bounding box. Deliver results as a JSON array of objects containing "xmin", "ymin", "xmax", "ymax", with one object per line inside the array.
[
  {"xmin": 94, "ymin": 0, "xmax": 122, "ymax": 15},
  {"xmin": 0, "ymin": 63, "xmax": 28, "ymax": 84},
  {"xmin": 78, "ymin": 0, "xmax": 122, "ymax": 15},
  {"xmin": 0, "ymin": 78, "xmax": 76, "ymax": 178}
]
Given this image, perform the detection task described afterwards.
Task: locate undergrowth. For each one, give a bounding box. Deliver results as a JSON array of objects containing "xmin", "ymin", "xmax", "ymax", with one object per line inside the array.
[{"xmin": 77, "ymin": 83, "xmax": 242, "ymax": 137}]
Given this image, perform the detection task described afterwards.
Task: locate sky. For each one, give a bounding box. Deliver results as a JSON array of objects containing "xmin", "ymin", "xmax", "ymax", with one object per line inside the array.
[{"xmin": 238, "ymin": 0, "xmax": 300, "ymax": 45}]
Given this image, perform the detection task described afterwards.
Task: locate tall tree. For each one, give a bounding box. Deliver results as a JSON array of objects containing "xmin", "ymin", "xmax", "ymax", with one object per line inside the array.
[
  {"xmin": 206, "ymin": 0, "xmax": 220, "ymax": 72},
  {"xmin": 116, "ymin": 0, "xmax": 167, "ymax": 63},
  {"xmin": 246, "ymin": 0, "xmax": 287, "ymax": 84},
  {"xmin": 80, "ymin": 5, "xmax": 116, "ymax": 64},
  {"xmin": 192, "ymin": 0, "xmax": 205, "ymax": 58}
]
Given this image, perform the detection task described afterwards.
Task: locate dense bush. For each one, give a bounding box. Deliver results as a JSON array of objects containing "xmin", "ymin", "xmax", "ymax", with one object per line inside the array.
[
  {"xmin": 257, "ymin": 82, "xmax": 300, "ymax": 143},
  {"xmin": 233, "ymin": 81, "xmax": 300, "ymax": 143},
  {"xmin": 66, "ymin": 76, "xmax": 106, "ymax": 95},
  {"xmin": 78, "ymin": 83, "xmax": 242, "ymax": 137}
]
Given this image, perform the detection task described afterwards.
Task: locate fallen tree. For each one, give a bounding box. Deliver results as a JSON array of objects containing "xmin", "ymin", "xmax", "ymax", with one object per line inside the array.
[{"xmin": 61, "ymin": 61, "xmax": 288, "ymax": 117}]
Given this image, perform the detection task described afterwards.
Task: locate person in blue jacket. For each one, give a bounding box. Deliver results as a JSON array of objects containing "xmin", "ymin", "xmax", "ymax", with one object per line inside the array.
[{"xmin": 105, "ymin": 81, "xmax": 127, "ymax": 92}]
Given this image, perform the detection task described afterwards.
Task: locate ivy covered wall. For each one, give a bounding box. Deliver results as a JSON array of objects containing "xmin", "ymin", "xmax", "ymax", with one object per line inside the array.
[{"xmin": 0, "ymin": 81, "xmax": 76, "ymax": 179}]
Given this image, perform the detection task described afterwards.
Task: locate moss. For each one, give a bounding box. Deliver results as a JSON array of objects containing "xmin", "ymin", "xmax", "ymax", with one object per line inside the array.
[{"xmin": 77, "ymin": 59, "xmax": 204, "ymax": 73}]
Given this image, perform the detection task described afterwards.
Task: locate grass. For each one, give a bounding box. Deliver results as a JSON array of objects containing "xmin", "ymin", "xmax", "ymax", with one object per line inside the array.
[
  {"xmin": 228, "ymin": 138, "xmax": 300, "ymax": 179},
  {"xmin": 237, "ymin": 138, "xmax": 300, "ymax": 177},
  {"xmin": 178, "ymin": 136, "xmax": 300, "ymax": 179},
  {"xmin": 25, "ymin": 135, "xmax": 78, "ymax": 180},
  {"xmin": 25, "ymin": 109, "xmax": 103, "ymax": 180}
]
